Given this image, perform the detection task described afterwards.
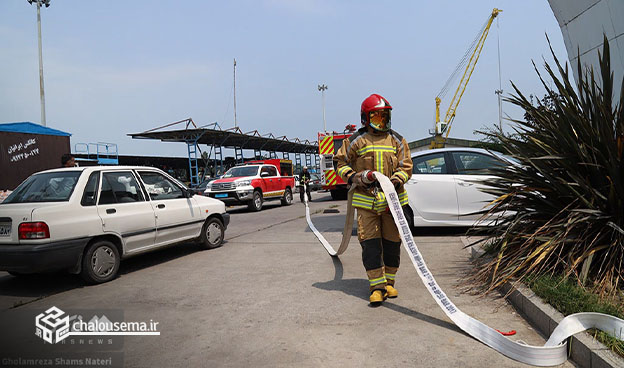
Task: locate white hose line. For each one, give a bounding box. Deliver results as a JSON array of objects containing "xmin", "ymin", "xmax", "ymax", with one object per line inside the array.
[
  {"xmin": 304, "ymin": 184, "xmax": 355, "ymax": 257},
  {"xmin": 304, "ymin": 173, "xmax": 624, "ymax": 367}
]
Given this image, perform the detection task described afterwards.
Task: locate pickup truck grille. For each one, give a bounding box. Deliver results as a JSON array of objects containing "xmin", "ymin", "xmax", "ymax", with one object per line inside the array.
[{"xmin": 211, "ymin": 182, "xmax": 235, "ymax": 191}]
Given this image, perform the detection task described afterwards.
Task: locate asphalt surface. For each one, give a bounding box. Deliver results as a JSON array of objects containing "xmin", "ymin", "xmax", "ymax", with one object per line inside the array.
[{"xmin": 0, "ymin": 192, "xmax": 574, "ymax": 367}]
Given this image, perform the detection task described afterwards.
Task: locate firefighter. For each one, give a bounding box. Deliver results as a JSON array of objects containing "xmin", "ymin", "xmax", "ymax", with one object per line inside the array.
[
  {"xmin": 299, "ymin": 166, "xmax": 312, "ymax": 202},
  {"xmin": 335, "ymin": 94, "xmax": 413, "ymax": 305}
]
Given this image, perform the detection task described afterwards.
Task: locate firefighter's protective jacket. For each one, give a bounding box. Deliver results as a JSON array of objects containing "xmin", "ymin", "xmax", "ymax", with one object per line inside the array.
[{"xmin": 335, "ymin": 127, "xmax": 413, "ymax": 212}]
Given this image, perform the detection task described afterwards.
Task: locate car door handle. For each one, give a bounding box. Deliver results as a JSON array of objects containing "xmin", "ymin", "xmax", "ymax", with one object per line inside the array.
[
  {"xmin": 458, "ymin": 182, "xmax": 473, "ymax": 187},
  {"xmin": 106, "ymin": 208, "xmax": 116, "ymax": 214},
  {"xmin": 407, "ymin": 179, "xmax": 418, "ymax": 184},
  {"xmin": 157, "ymin": 204, "xmax": 165, "ymax": 209}
]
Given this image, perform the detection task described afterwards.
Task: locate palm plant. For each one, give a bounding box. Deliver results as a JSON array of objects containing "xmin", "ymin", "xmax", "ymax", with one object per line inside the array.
[{"xmin": 470, "ymin": 36, "xmax": 624, "ymax": 297}]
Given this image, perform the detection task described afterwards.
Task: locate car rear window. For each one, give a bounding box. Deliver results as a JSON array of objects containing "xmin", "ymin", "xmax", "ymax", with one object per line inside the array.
[
  {"xmin": 413, "ymin": 153, "xmax": 447, "ymax": 174},
  {"xmin": 452, "ymin": 152, "xmax": 505, "ymax": 175},
  {"xmin": 99, "ymin": 172, "xmax": 145, "ymax": 204},
  {"xmin": 2, "ymin": 171, "xmax": 82, "ymax": 203}
]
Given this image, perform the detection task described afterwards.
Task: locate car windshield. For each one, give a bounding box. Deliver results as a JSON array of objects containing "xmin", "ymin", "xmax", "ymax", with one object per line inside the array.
[
  {"xmin": 2, "ymin": 171, "xmax": 82, "ymax": 203},
  {"xmin": 222, "ymin": 166, "xmax": 259, "ymax": 178}
]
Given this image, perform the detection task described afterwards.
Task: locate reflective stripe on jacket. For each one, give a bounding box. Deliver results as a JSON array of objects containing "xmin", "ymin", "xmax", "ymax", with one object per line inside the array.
[{"xmin": 335, "ymin": 127, "xmax": 413, "ymax": 212}]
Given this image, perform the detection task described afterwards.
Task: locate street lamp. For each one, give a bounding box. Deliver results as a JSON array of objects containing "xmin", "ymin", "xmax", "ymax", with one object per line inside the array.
[
  {"xmin": 317, "ymin": 84, "xmax": 328, "ymax": 132},
  {"xmin": 233, "ymin": 58, "xmax": 237, "ymax": 128},
  {"xmin": 27, "ymin": 0, "xmax": 51, "ymax": 127}
]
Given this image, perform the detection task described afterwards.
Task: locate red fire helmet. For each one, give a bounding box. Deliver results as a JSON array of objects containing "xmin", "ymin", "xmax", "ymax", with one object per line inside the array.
[{"xmin": 360, "ymin": 94, "xmax": 392, "ymax": 131}]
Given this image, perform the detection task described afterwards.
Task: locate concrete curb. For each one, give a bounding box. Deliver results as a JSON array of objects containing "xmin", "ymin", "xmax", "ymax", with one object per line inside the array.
[{"xmin": 461, "ymin": 236, "xmax": 624, "ymax": 368}]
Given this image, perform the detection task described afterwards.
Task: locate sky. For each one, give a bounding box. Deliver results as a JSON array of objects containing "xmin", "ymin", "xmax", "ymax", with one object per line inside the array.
[{"xmin": 0, "ymin": 0, "xmax": 570, "ymax": 158}]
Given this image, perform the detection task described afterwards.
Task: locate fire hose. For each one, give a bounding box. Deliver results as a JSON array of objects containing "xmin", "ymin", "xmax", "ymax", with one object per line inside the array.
[{"xmin": 304, "ymin": 172, "xmax": 624, "ymax": 367}]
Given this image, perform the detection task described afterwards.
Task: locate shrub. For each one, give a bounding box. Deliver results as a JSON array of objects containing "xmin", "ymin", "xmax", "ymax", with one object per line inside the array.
[{"xmin": 470, "ymin": 36, "xmax": 624, "ymax": 297}]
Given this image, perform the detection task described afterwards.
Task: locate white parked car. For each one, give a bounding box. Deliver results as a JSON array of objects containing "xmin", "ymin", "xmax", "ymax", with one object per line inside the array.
[
  {"xmin": 404, "ymin": 148, "xmax": 513, "ymax": 228},
  {"xmin": 0, "ymin": 166, "xmax": 230, "ymax": 284}
]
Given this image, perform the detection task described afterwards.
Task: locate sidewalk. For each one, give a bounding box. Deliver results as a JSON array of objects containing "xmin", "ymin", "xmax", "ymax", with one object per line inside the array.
[{"xmin": 462, "ymin": 236, "xmax": 624, "ymax": 368}]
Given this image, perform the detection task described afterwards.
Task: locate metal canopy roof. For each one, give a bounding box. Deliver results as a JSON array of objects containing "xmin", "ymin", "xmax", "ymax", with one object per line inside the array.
[
  {"xmin": 129, "ymin": 119, "xmax": 318, "ymax": 154},
  {"xmin": 0, "ymin": 122, "xmax": 71, "ymax": 136}
]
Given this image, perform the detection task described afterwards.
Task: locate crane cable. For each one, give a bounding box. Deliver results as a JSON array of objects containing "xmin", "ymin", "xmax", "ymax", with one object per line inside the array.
[
  {"xmin": 436, "ymin": 17, "xmax": 490, "ymax": 100},
  {"xmin": 303, "ymin": 173, "xmax": 624, "ymax": 367}
]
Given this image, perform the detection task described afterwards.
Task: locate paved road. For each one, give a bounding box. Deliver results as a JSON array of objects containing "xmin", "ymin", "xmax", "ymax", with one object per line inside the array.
[{"xmin": 0, "ymin": 192, "xmax": 573, "ymax": 367}]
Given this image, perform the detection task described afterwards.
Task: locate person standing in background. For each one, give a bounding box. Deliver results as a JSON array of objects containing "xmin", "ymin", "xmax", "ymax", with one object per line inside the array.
[
  {"xmin": 61, "ymin": 154, "xmax": 75, "ymax": 167},
  {"xmin": 299, "ymin": 166, "xmax": 312, "ymax": 202}
]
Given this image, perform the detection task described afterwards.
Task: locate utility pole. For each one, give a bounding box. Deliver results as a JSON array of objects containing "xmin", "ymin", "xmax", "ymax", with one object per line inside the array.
[
  {"xmin": 317, "ymin": 84, "xmax": 328, "ymax": 132},
  {"xmin": 233, "ymin": 58, "xmax": 237, "ymax": 128},
  {"xmin": 27, "ymin": 0, "xmax": 51, "ymax": 127}
]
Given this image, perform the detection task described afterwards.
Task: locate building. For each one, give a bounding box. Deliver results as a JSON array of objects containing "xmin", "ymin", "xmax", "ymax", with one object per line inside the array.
[
  {"xmin": 548, "ymin": 0, "xmax": 624, "ymax": 100},
  {"xmin": 0, "ymin": 122, "xmax": 71, "ymax": 190}
]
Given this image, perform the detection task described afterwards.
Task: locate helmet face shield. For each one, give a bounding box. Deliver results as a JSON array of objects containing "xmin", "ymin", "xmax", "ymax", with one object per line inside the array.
[{"xmin": 368, "ymin": 109, "xmax": 391, "ymax": 131}]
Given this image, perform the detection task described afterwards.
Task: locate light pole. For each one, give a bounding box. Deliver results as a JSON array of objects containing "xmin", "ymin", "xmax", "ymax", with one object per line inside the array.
[
  {"xmin": 233, "ymin": 58, "xmax": 237, "ymax": 128},
  {"xmin": 27, "ymin": 0, "xmax": 50, "ymax": 127},
  {"xmin": 317, "ymin": 84, "xmax": 328, "ymax": 132}
]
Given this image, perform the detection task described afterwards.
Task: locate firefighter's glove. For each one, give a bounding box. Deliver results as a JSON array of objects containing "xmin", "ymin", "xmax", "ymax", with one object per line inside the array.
[
  {"xmin": 391, "ymin": 178, "xmax": 402, "ymax": 190},
  {"xmin": 352, "ymin": 170, "xmax": 376, "ymax": 187}
]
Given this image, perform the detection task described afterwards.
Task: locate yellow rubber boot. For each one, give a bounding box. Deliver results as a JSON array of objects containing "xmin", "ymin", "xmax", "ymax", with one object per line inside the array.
[
  {"xmin": 386, "ymin": 285, "xmax": 398, "ymax": 298},
  {"xmin": 369, "ymin": 290, "xmax": 387, "ymax": 305}
]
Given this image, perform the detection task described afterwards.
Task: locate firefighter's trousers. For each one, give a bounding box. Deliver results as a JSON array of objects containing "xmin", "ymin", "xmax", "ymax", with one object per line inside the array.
[
  {"xmin": 356, "ymin": 207, "xmax": 402, "ymax": 292},
  {"xmin": 299, "ymin": 185, "xmax": 311, "ymax": 202}
]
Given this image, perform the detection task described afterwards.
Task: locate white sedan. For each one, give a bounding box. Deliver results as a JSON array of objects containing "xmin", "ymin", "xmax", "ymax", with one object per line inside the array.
[
  {"xmin": 0, "ymin": 166, "xmax": 230, "ymax": 284},
  {"xmin": 403, "ymin": 147, "xmax": 512, "ymax": 228}
]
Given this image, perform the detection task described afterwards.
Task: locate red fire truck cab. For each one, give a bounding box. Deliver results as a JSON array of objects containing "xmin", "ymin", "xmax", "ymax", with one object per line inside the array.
[{"xmin": 318, "ymin": 124, "xmax": 357, "ymax": 200}]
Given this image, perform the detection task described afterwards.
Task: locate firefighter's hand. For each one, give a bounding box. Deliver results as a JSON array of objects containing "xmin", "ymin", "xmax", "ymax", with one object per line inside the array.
[
  {"xmin": 391, "ymin": 178, "xmax": 402, "ymax": 190},
  {"xmin": 352, "ymin": 170, "xmax": 376, "ymax": 187}
]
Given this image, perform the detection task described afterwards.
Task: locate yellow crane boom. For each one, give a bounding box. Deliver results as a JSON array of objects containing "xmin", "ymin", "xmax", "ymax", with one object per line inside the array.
[{"xmin": 430, "ymin": 8, "xmax": 502, "ymax": 149}]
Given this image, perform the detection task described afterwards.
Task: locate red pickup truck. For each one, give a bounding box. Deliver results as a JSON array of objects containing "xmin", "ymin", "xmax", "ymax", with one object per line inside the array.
[{"xmin": 204, "ymin": 159, "xmax": 296, "ymax": 211}]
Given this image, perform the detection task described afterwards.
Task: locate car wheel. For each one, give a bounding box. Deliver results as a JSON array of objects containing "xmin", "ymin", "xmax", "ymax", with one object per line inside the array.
[
  {"xmin": 199, "ymin": 217, "xmax": 224, "ymax": 249},
  {"xmin": 281, "ymin": 188, "xmax": 293, "ymax": 206},
  {"xmin": 80, "ymin": 240, "xmax": 120, "ymax": 284},
  {"xmin": 248, "ymin": 190, "xmax": 263, "ymax": 211}
]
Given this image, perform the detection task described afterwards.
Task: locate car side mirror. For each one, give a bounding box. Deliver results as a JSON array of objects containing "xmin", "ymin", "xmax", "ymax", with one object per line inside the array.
[
  {"xmin": 261, "ymin": 172, "xmax": 269, "ymax": 177},
  {"xmin": 183, "ymin": 188, "xmax": 193, "ymax": 198}
]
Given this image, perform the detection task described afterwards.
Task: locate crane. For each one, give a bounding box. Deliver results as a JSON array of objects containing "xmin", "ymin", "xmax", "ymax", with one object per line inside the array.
[{"xmin": 430, "ymin": 8, "xmax": 502, "ymax": 149}]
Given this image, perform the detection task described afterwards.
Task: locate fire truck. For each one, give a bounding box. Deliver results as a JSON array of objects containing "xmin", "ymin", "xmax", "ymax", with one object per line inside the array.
[{"xmin": 318, "ymin": 124, "xmax": 358, "ymax": 200}]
